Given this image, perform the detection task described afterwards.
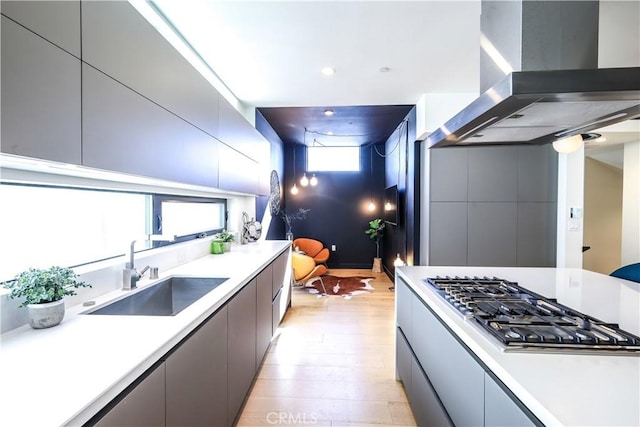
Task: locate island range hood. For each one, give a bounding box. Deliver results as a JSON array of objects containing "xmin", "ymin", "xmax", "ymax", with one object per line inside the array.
[
  {"xmin": 424, "ymin": 1, "xmax": 640, "ymax": 149},
  {"xmin": 424, "ymin": 66, "xmax": 640, "ymax": 149}
]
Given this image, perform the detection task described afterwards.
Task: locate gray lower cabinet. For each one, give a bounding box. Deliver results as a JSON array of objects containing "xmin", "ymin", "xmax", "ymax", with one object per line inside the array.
[
  {"xmin": 1, "ymin": 15, "xmax": 81, "ymax": 164},
  {"xmin": 94, "ymin": 362, "xmax": 166, "ymax": 427},
  {"xmin": 227, "ymin": 278, "xmax": 257, "ymax": 424},
  {"xmin": 165, "ymin": 306, "xmax": 228, "ymax": 427},
  {"xmin": 82, "ymin": 64, "xmax": 219, "ymax": 188},
  {"xmin": 257, "ymin": 265, "xmax": 273, "ymax": 366},
  {"xmin": 411, "ymin": 293, "xmax": 485, "ymax": 427},
  {"xmin": 485, "ymin": 373, "xmax": 536, "ymax": 427},
  {"xmin": 395, "ymin": 278, "xmax": 538, "ymax": 427}
]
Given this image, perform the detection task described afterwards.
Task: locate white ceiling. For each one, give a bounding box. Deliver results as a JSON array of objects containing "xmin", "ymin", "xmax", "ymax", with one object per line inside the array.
[
  {"xmin": 152, "ymin": 0, "xmax": 638, "ymax": 155},
  {"xmin": 152, "ymin": 0, "xmax": 482, "ymax": 108}
]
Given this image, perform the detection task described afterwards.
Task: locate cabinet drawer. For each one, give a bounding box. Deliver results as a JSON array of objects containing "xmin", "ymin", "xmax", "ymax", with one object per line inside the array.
[{"xmin": 411, "ymin": 297, "xmax": 485, "ymax": 427}]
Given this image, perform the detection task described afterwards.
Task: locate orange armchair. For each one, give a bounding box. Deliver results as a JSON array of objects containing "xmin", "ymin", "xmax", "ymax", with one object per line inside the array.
[
  {"xmin": 291, "ymin": 252, "xmax": 327, "ymax": 283},
  {"xmin": 293, "ymin": 238, "xmax": 330, "ymax": 265}
]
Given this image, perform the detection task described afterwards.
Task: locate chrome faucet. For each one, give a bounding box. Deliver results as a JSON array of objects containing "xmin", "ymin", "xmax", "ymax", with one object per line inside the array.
[{"xmin": 122, "ymin": 234, "xmax": 175, "ymax": 290}]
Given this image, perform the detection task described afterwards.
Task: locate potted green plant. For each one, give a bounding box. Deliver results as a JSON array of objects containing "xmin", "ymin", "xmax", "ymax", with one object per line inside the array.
[
  {"xmin": 365, "ymin": 218, "xmax": 385, "ymax": 273},
  {"xmin": 214, "ymin": 229, "xmax": 236, "ymax": 252},
  {"xmin": 2, "ymin": 266, "xmax": 91, "ymax": 329}
]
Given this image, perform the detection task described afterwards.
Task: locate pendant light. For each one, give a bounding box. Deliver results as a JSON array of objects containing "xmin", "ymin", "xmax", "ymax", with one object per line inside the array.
[
  {"xmin": 300, "ymin": 129, "xmax": 310, "ymax": 187},
  {"xmin": 553, "ymin": 134, "xmax": 583, "ymax": 154},
  {"xmin": 368, "ymin": 146, "xmax": 375, "ymax": 211},
  {"xmin": 310, "ymin": 173, "xmax": 318, "ymax": 186},
  {"xmin": 290, "ymin": 145, "xmax": 299, "ymax": 195}
]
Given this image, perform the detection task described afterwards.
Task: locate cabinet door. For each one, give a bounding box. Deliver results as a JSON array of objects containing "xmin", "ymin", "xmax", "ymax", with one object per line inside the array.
[
  {"xmin": 218, "ymin": 95, "xmax": 269, "ymax": 163},
  {"xmin": 256, "ymin": 265, "xmax": 273, "ymax": 366},
  {"xmin": 166, "ymin": 307, "xmax": 228, "ymax": 427},
  {"xmin": 81, "ymin": 1, "xmax": 219, "ymax": 137},
  {"xmin": 485, "ymin": 373, "xmax": 536, "ymax": 427},
  {"xmin": 271, "ymin": 251, "xmax": 288, "ymax": 300},
  {"xmin": 228, "ymin": 279, "xmax": 257, "ymax": 423},
  {"xmin": 412, "ymin": 298, "xmax": 485, "ymax": 427},
  {"xmin": 1, "ymin": 16, "xmax": 81, "ymax": 163},
  {"xmin": 395, "ymin": 277, "xmax": 413, "ymax": 341},
  {"xmin": 218, "ymin": 143, "xmax": 260, "ymax": 194},
  {"xmin": 1, "ymin": 1, "xmax": 80, "ymax": 56},
  {"xmin": 395, "ymin": 329, "xmax": 412, "ymax": 390},
  {"xmin": 94, "ymin": 363, "xmax": 165, "ymax": 427},
  {"xmin": 411, "ymin": 357, "xmax": 454, "ymax": 427},
  {"xmin": 272, "ymin": 289, "xmax": 282, "ymax": 335},
  {"xmin": 82, "ymin": 64, "xmax": 219, "ymax": 188}
]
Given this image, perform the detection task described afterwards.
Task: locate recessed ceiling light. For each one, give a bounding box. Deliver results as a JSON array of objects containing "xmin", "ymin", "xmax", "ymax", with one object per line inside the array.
[
  {"xmin": 327, "ymin": 131, "xmax": 334, "ymax": 135},
  {"xmin": 324, "ymin": 109, "xmax": 334, "ymax": 116},
  {"xmin": 321, "ymin": 67, "xmax": 336, "ymax": 76},
  {"xmin": 379, "ymin": 67, "xmax": 391, "ymax": 73}
]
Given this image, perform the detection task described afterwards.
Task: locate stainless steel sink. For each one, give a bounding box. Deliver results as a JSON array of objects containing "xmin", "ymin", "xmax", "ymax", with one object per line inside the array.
[{"xmin": 86, "ymin": 276, "xmax": 229, "ymax": 316}]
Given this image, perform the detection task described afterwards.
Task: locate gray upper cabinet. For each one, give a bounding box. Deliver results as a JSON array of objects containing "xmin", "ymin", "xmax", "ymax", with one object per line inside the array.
[
  {"xmin": 218, "ymin": 96, "xmax": 271, "ymax": 164},
  {"xmin": 82, "ymin": 65, "xmax": 219, "ymax": 187},
  {"xmin": 1, "ymin": 1, "xmax": 80, "ymax": 57},
  {"xmin": 468, "ymin": 146, "xmax": 519, "ymax": 202},
  {"xmin": 1, "ymin": 14, "xmax": 81, "ymax": 164},
  {"xmin": 1, "ymin": 15, "xmax": 81, "ymax": 164},
  {"xmin": 218, "ymin": 143, "xmax": 260, "ymax": 194},
  {"xmin": 81, "ymin": 1, "xmax": 219, "ymax": 138}
]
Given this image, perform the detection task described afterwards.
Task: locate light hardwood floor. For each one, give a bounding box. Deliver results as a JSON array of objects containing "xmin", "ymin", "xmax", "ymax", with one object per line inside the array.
[{"xmin": 237, "ymin": 269, "xmax": 417, "ymax": 427}]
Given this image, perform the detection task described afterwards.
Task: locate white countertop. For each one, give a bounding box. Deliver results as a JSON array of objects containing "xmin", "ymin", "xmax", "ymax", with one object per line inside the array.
[
  {"xmin": 396, "ymin": 266, "xmax": 640, "ymax": 427},
  {"xmin": 0, "ymin": 240, "xmax": 290, "ymax": 427}
]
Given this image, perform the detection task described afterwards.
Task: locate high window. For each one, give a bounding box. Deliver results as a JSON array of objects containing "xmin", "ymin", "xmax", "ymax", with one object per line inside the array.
[{"xmin": 306, "ymin": 146, "xmax": 360, "ymax": 172}]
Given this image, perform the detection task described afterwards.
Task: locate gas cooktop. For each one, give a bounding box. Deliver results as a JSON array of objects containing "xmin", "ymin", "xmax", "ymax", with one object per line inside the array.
[{"xmin": 422, "ymin": 276, "xmax": 640, "ymax": 353}]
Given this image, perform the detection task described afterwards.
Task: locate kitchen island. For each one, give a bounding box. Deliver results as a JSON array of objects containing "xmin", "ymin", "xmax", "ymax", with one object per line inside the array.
[
  {"xmin": 0, "ymin": 240, "xmax": 290, "ymax": 426},
  {"xmin": 396, "ymin": 266, "xmax": 640, "ymax": 427}
]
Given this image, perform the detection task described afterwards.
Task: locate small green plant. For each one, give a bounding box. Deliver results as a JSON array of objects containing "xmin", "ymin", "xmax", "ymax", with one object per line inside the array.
[
  {"xmin": 2, "ymin": 266, "xmax": 91, "ymax": 307},
  {"xmin": 365, "ymin": 218, "xmax": 386, "ymax": 258},
  {"xmin": 214, "ymin": 229, "xmax": 235, "ymax": 243}
]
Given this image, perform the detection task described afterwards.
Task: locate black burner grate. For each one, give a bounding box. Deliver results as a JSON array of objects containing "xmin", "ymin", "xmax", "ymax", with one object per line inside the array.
[{"xmin": 422, "ymin": 276, "xmax": 640, "ymax": 352}]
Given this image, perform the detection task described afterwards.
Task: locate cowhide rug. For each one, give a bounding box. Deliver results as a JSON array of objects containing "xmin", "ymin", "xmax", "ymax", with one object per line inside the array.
[{"xmin": 304, "ymin": 275, "xmax": 374, "ymax": 299}]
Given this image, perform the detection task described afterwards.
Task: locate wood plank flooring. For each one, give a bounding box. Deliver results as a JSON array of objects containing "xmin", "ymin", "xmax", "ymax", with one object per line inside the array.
[{"xmin": 237, "ymin": 269, "xmax": 416, "ymax": 427}]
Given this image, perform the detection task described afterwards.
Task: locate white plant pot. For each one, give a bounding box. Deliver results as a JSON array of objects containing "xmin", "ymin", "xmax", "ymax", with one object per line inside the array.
[
  {"xmin": 372, "ymin": 257, "xmax": 382, "ymax": 273},
  {"xmin": 27, "ymin": 299, "xmax": 65, "ymax": 329}
]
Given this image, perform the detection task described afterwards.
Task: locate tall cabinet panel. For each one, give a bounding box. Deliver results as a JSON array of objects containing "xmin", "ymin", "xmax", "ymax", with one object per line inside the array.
[
  {"xmin": 166, "ymin": 307, "xmax": 228, "ymax": 427},
  {"xmin": 227, "ymin": 279, "xmax": 257, "ymax": 423},
  {"xmin": 81, "ymin": 1, "xmax": 219, "ymax": 137},
  {"xmin": 1, "ymin": 16, "xmax": 81, "ymax": 164},
  {"xmin": 82, "ymin": 65, "xmax": 219, "ymax": 187},
  {"xmin": 1, "ymin": 1, "xmax": 80, "ymax": 56}
]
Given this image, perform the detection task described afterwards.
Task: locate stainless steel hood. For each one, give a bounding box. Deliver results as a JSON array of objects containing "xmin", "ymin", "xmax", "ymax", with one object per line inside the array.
[{"xmin": 423, "ymin": 66, "xmax": 640, "ymax": 149}]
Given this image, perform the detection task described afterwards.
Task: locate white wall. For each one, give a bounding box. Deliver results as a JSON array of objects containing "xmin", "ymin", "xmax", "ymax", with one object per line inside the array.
[
  {"xmin": 556, "ymin": 147, "xmax": 585, "ymax": 268},
  {"xmin": 621, "ymin": 141, "xmax": 640, "ymax": 264}
]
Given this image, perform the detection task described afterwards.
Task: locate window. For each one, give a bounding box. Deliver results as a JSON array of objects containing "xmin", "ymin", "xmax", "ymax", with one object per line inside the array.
[
  {"xmin": 0, "ymin": 184, "xmax": 227, "ymax": 282},
  {"xmin": 306, "ymin": 146, "xmax": 360, "ymax": 172},
  {"xmin": 0, "ymin": 184, "xmax": 149, "ymax": 280},
  {"xmin": 152, "ymin": 195, "xmax": 226, "ymax": 243}
]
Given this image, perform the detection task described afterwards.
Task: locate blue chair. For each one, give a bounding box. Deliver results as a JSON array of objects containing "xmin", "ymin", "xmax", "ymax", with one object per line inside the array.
[{"xmin": 610, "ymin": 263, "xmax": 640, "ymax": 284}]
